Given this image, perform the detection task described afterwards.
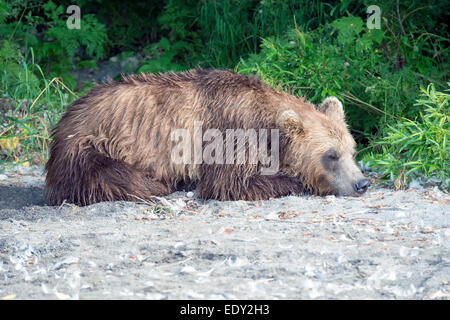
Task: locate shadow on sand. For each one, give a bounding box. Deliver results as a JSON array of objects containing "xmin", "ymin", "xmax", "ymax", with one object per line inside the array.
[{"xmin": 0, "ymin": 185, "xmax": 46, "ymax": 210}]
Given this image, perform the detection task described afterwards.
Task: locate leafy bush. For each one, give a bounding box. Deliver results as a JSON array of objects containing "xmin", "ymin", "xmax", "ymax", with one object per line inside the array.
[
  {"xmin": 237, "ymin": 12, "xmax": 448, "ymax": 142},
  {"xmin": 364, "ymin": 84, "xmax": 449, "ymax": 188},
  {"xmin": 0, "ymin": 0, "xmax": 108, "ymax": 88}
]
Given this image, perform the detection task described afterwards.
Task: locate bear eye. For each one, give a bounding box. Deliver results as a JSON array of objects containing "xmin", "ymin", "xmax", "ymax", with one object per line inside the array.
[
  {"xmin": 328, "ymin": 153, "xmax": 339, "ymax": 161},
  {"xmin": 326, "ymin": 149, "xmax": 339, "ymax": 161}
]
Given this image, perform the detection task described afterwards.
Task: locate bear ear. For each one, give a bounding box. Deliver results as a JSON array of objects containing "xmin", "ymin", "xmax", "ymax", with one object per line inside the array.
[
  {"xmin": 319, "ymin": 96, "xmax": 345, "ymax": 120},
  {"xmin": 277, "ymin": 109, "xmax": 303, "ymax": 135}
]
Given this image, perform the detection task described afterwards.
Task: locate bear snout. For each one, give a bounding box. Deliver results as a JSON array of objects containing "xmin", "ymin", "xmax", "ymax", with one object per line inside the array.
[{"xmin": 353, "ymin": 178, "xmax": 370, "ymax": 194}]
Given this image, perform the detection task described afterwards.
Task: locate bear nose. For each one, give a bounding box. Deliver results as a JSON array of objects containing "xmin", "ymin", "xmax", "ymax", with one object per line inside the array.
[{"xmin": 354, "ymin": 178, "xmax": 369, "ymax": 194}]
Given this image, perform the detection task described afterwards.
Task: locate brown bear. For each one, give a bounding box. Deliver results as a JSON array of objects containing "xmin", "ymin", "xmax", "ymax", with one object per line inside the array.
[{"xmin": 44, "ymin": 69, "xmax": 369, "ymax": 206}]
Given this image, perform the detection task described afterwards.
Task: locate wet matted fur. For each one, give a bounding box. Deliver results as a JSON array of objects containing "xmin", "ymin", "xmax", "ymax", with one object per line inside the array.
[{"xmin": 45, "ymin": 69, "xmax": 364, "ymax": 206}]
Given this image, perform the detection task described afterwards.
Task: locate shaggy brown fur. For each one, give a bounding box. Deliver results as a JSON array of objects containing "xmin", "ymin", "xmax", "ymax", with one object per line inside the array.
[{"xmin": 45, "ymin": 69, "xmax": 364, "ymax": 206}]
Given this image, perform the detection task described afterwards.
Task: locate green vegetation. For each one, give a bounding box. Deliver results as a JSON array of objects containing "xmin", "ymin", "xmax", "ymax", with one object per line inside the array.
[
  {"xmin": 363, "ymin": 84, "xmax": 449, "ymax": 187},
  {"xmin": 0, "ymin": 46, "xmax": 76, "ymax": 166},
  {"xmin": 0, "ymin": 0, "xmax": 448, "ymax": 188}
]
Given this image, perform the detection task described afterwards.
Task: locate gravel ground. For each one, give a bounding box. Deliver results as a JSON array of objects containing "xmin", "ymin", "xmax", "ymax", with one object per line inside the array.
[{"xmin": 0, "ymin": 166, "xmax": 449, "ymax": 300}]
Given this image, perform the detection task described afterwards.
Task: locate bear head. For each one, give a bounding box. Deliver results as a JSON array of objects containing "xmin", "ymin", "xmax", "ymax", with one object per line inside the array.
[{"xmin": 278, "ymin": 96, "xmax": 369, "ymax": 197}]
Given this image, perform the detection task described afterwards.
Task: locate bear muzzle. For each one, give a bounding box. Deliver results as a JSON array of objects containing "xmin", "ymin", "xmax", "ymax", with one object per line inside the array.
[{"xmin": 353, "ymin": 178, "xmax": 370, "ymax": 195}]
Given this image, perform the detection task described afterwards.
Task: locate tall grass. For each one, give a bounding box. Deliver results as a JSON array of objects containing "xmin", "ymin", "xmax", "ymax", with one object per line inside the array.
[
  {"xmin": 197, "ymin": 0, "xmax": 362, "ymax": 67},
  {"xmin": 0, "ymin": 46, "xmax": 76, "ymax": 167}
]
